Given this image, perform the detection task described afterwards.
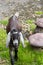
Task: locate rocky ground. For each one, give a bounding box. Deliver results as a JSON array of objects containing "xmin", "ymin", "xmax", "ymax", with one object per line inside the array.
[{"xmin": 0, "ymin": 0, "xmax": 43, "ymax": 21}]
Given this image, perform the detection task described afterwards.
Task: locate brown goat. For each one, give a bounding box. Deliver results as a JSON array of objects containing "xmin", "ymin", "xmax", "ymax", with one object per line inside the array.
[{"xmin": 6, "ymin": 12, "xmax": 26, "ymax": 65}]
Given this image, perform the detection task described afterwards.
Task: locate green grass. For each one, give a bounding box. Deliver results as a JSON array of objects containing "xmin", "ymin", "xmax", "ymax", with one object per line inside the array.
[
  {"xmin": 0, "ymin": 29, "xmax": 43, "ymax": 65},
  {"xmin": 35, "ymin": 11, "xmax": 43, "ymax": 15},
  {"xmin": 0, "ymin": 17, "xmax": 8, "ymax": 25}
]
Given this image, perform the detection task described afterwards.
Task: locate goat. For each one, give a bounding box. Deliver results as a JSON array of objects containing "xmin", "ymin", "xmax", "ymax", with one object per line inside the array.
[{"xmin": 6, "ymin": 12, "xmax": 26, "ymax": 65}]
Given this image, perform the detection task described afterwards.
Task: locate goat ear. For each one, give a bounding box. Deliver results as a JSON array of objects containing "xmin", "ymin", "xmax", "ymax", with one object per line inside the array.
[
  {"xmin": 6, "ymin": 32, "xmax": 11, "ymax": 48},
  {"xmin": 19, "ymin": 32, "xmax": 25, "ymax": 48}
]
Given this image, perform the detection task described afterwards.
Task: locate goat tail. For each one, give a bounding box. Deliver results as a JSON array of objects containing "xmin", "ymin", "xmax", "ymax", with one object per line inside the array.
[{"xmin": 15, "ymin": 12, "xmax": 19, "ymax": 18}]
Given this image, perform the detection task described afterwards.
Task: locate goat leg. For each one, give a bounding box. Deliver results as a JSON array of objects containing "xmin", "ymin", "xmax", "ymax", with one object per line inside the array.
[
  {"xmin": 9, "ymin": 50, "xmax": 14, "ymax": 65},
  {"xmin": 14, "ymin": 48, "xmax": 18, "ymax": 61}
]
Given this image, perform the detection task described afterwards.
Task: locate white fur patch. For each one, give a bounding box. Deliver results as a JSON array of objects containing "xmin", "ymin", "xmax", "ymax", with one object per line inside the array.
[
  {"xmin": 13, "ymin": 39, "xmax": 18, "ymax": 46},
  {"xmin": 13, "ymin": 32, "xmax": 18, "ymax": 34}
]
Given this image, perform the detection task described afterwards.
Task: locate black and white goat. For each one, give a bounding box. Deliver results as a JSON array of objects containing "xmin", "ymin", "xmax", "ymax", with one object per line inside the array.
[{"xmin": 6, "ymin": 12, "xmax": 26, "ymax": 65}]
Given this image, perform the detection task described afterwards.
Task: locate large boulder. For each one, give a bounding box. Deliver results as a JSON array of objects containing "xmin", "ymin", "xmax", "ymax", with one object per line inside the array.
[
  {"xmin": 35, "ymin": 18, "xmax": 43, "ymax": 28},
  {"xmin": 29, "ymin": 33, "xmax": 43, "ymax": 47}
]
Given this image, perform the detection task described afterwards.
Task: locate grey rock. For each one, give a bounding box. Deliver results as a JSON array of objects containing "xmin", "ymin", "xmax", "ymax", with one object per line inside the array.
[
  {"xmin": 36, "ymin": 18, "xmax": 43, "ymax": 28},
  {"xmin": 34, "ymin": 26, "xmax": 43, "ymax": 33},
  {"xmin": 29, "ymin": 33, "xmax": 43, "ymax": 47}
]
